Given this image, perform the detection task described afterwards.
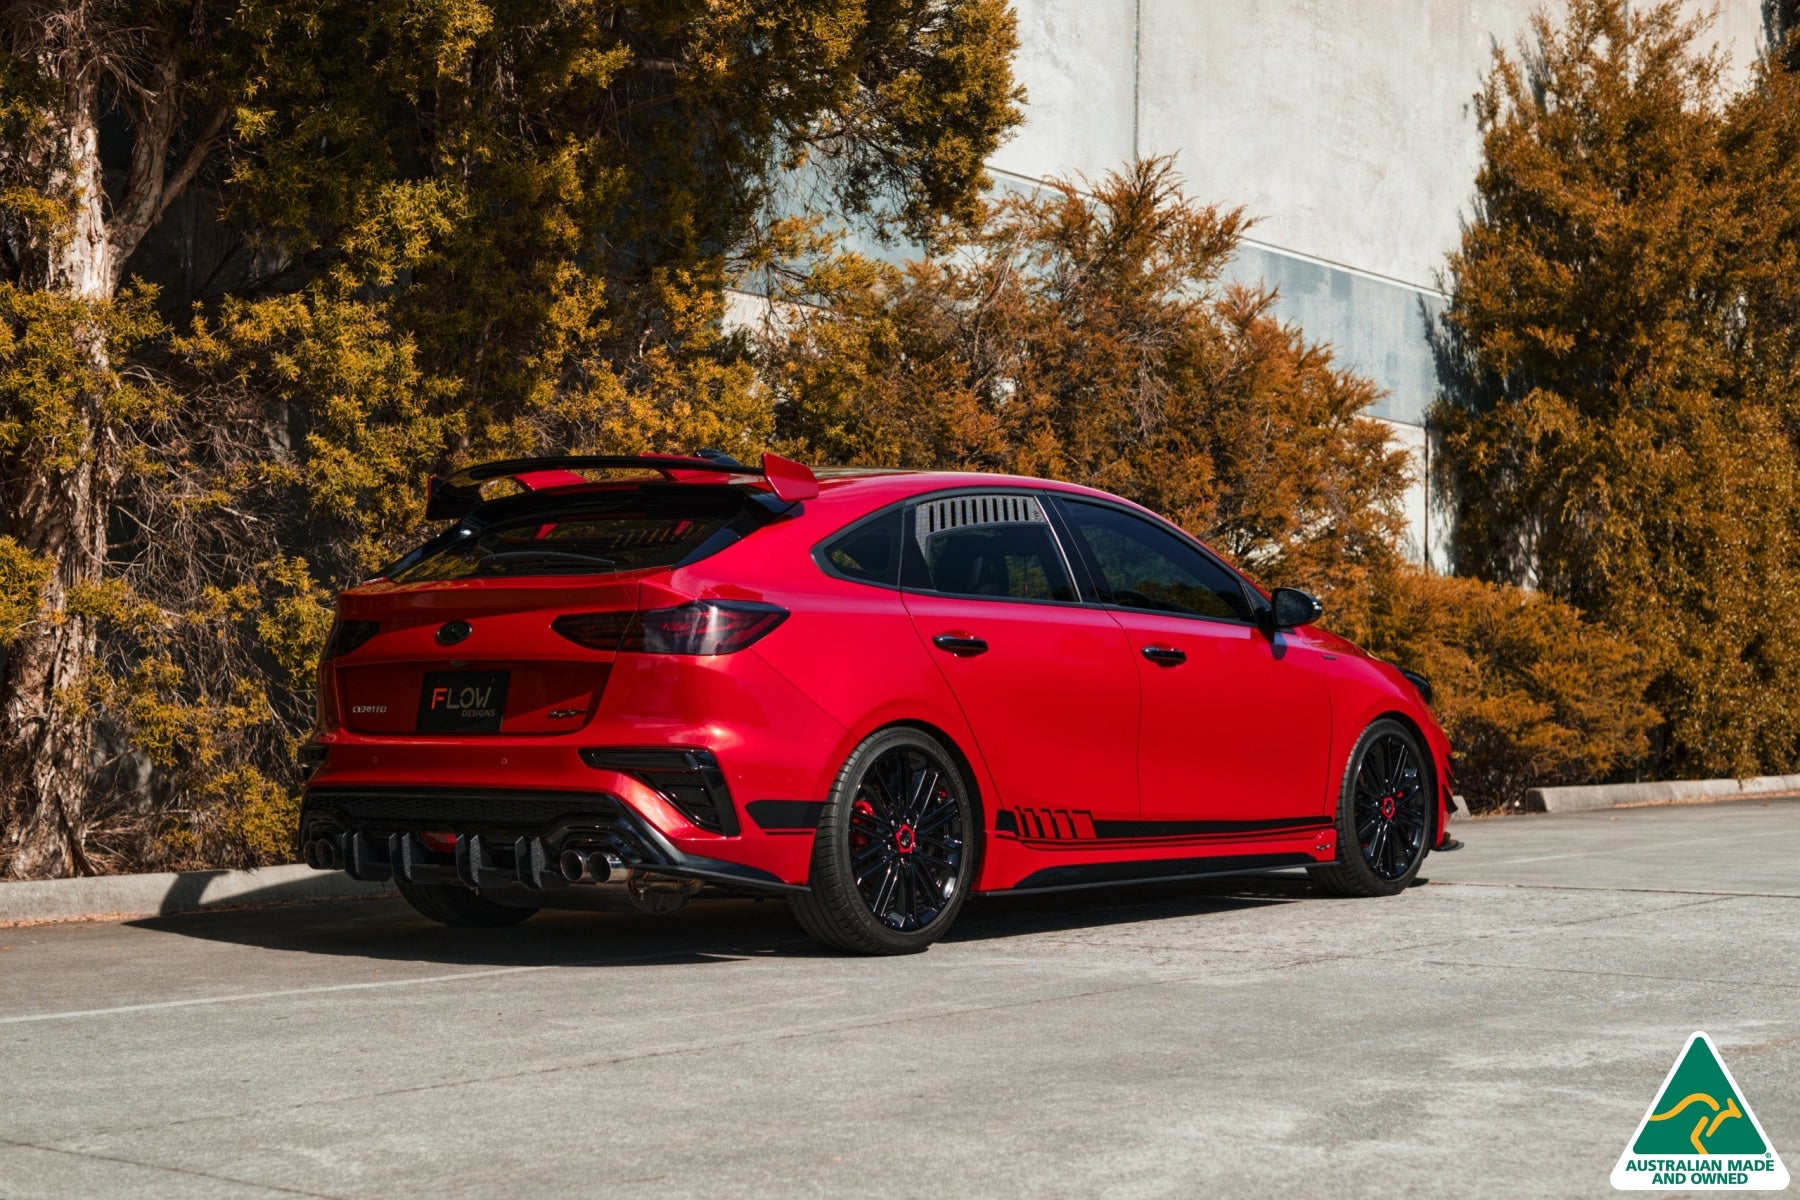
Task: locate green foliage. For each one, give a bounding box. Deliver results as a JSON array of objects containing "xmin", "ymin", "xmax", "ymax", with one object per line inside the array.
[
  {"xmin": 768, "ymin": 159, "xmax": 1412, "ymax": 623},
  {"xmin": 0, "ymin": 536, "xmax": 52, "ymax": 644},
  {"xmin": 1365, "ymin": 569, "xmax": 1659, "ymax": 811},
  {"xmin": 0, "ymin": 284, "xmax": 168, "ymax": 469},
  {"xmin": 1434, "ymin": 0, "xmax": 1800, "ymax": 779}
]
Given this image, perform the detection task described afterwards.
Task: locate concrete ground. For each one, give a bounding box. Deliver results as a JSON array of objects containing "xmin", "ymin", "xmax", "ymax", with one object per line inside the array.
[{"xmin": 1, "ymin": 800, "xmax": 1795, "ymax": 1199}]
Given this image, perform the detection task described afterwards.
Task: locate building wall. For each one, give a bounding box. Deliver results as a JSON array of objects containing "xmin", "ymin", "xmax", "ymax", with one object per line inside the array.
[{"xmin": 993, "ymin": 0, "xmax": 1767, "ymax": 568}]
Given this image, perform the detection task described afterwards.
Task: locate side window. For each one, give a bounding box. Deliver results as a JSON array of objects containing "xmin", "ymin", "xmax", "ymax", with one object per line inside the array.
[
  {"xmin": 819, "ymin": 507, "xmax": 902, "ymax": 586},
  {"xmin": 905, "ymin": 493, "xmax": 1077, "ymax": 602},
  {"xmin": 1058, "ymin": 499, "xmax": 1254, "ymax": 622}
]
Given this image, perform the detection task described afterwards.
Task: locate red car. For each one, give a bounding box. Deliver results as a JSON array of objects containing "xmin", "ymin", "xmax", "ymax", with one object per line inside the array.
[{"xmin": 300, "ymin": 452, "xmax": 1453, "ymax": 954}]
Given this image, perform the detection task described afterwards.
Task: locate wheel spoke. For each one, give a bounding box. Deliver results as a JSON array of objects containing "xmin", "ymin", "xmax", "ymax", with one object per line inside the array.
[
  {"xmin": 871, "ymin": 862, "xmax": 901, "ymax": 917},
  {"xmin": 908, "ymin": 768, "xmax": 941, "ymax": 822},
  {"xmin": 916, "ymin": 798, "xmax": 960, "ymax": 834},
  {"xmin": 908, "ymin": 861, "xmax": 940, "ymax": 911},
  {"xmin": 862, "ymin": 775, "xmax": 898, "ymax": 822},
  {"xmin": 1365, "ymin": 822, "xmax": 1388, "ymax": 868},
  {"xmin": 1386, "ymin": 743, "xmax": 1410, "ymax": 793},
  {"xmin": 850, "ymin": 808, "xmax": 893, "ymax": 835}
]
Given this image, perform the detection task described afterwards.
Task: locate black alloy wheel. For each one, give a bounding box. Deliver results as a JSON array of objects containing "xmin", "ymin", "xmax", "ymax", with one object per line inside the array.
[
  {"xmin": 1309, "ymin": 718, "xmax": 1433, "ymax": 897},
  {"xmin": 790, "ymin": 727, "xmax": 975, "ymax": 954}
]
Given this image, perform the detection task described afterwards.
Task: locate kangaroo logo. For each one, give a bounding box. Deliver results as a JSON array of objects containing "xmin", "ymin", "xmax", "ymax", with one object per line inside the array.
[
  {"xmin": 1612, "ymin": 1032, "xmax": 1788, "ymax": 1191},
  {"xmin": 1649, "ymin": 1091, "xmax": 1746, "ymax": 1156}
]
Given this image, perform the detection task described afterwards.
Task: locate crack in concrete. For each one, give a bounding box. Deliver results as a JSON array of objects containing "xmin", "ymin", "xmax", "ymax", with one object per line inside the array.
[{"xmin": 0, "ymin": 1135, "xmax": 344, "ymax": 1199}]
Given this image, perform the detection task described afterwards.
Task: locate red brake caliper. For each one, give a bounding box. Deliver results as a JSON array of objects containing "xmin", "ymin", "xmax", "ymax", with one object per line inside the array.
[{"xmin": 850, "ymin": 799, "xmax": 876, "ymax": 853}]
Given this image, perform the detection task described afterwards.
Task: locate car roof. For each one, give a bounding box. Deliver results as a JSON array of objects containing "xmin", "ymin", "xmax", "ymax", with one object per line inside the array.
[{"xmin": 809, "ymin": 467, "xmax": 1128, "ymax": 508}]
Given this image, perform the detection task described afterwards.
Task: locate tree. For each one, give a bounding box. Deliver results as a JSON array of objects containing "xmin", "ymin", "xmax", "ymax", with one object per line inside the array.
[
  {"xmin": 765, "ymin": 158, "xmax": 1412, "ymax": 626},
  {"xmin": 1, "ymin": 1, "xmax": 236, "ymax": 876},
  {"xmin": 1364, "ymin": 570, "xmax": 1657, "ymax": 811},
  {"xmin": 1432, "ymin": 0, "xmax": 1800, "ymax": 779},
  {"xmin": 0, "ymin": 0, "xmax": 1023, "ymax": 877}
]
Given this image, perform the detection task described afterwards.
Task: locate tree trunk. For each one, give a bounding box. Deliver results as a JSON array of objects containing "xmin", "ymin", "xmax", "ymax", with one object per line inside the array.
[
  {"xmin": 0, "ymin": 457, "xmax": 108, "ymax": 878},
  {"xmin": 0, "ymin": 65, "xmax": 117, "ymax": 878}
]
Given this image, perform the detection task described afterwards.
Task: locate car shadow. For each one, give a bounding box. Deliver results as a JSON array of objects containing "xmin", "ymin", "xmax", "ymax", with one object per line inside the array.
[{"xmin": 125, "ymin": 871, "xmax": 1327, "ymax": 968}]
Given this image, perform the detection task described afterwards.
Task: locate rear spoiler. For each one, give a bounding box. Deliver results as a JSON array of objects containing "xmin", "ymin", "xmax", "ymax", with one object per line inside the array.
[{"xmin": 425, "ymin": 451, "xmax": 819, "ymax": 521}]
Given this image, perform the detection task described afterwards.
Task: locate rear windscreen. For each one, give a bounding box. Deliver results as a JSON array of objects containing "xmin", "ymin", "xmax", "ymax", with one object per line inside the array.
[{"xmin": 388, "ymin": 486, "xmax": 751, "ymax": 583}]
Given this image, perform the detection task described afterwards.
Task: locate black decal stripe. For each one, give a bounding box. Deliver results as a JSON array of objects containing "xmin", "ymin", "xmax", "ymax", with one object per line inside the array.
[
  {"xmin": 1088, "ymin": 815, "xmax": 1327, "ymax": 839},
  {"xmin": 745, "ymin": 800, "xmax": 826, "ymax": 831},
  {"xmin": 1009, "ymin": 852, "xmax": 1316, "ymax": 893},
  {"xmin": 994, "ymin": 810, "xmax": 1018, "ymax": 835}
]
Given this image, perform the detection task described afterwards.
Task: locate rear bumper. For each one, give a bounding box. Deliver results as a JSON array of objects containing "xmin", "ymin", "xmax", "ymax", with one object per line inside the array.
[{"xmin": 299, "ymin": 785, "xmax": 805, "ymax": 899}]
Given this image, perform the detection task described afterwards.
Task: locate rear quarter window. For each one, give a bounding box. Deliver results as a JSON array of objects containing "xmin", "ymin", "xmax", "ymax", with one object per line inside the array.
[
  {"xmin": 816, "ymin": 506, "xmax": 903, "ymax": 586},
  {"xmin": 902, "ymin": 492, "xmax": 1077, "ymax": 602}
]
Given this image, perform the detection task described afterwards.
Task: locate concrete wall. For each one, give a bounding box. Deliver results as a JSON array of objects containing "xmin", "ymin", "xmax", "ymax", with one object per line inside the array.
[{"xmin": 995, "ymin": 0, "xmax": 1769, "ymax": 565}]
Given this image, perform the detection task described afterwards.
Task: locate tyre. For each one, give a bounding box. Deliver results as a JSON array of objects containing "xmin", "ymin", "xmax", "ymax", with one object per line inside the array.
[
  {"xmin": 789, "ymin": 726, "xmax": 976, "ymax": 955},
  {"xmin": 395, "ymin": 877, "xmax": 538, "ymax": 927},
  {"xmin": 1309, "ymin": 718, "xmax": 1434, "ymax": 898}
]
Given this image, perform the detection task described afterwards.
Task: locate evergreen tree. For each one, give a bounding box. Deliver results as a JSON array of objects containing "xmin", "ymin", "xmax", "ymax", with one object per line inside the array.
[
  {"xmin": 767, "ymin": 158, "xmax": 1412, "ymax": 630},
  {"xmin": 1433, "ymin": 0, "xmax": 1800, "ymax": 779}
]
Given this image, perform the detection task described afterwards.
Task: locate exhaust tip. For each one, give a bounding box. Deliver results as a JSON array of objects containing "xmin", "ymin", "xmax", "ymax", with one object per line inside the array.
[{"xmin": 559, "ymin": 848, "xmax": 590, "ymax": 883}]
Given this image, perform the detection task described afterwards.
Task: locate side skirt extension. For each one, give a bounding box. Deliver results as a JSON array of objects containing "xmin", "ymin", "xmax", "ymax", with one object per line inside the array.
[{"xmin": 999, "ymin": 852, "xmax": 1319, "ymax": 895}]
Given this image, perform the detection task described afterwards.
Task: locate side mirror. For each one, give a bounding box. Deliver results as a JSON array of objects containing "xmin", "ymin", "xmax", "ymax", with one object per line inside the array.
[{"xmin": 1268, "ymin": 587, "xmax": 1323, "ymax": 631}]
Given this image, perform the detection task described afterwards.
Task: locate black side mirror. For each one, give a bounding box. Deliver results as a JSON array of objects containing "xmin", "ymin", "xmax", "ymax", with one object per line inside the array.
[{"xmin": 1267, "ymin": 587, "xmax": 1323, "ymax": 631}]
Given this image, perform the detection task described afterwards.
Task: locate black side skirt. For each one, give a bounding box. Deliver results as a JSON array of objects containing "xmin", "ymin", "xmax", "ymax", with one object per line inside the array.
[{"xmin": 1004, "ymin": 852, "xmax": 1317, "ymax": 894}]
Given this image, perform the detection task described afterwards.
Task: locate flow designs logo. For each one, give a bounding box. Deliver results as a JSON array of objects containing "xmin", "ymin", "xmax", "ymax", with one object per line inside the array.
[{"xmin": 1612, "ymin": 1032, "xmax": 1789, "ymax": 1191}]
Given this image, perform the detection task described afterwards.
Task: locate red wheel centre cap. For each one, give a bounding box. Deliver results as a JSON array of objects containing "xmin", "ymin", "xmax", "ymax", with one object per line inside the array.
[
  {"xmin": 894, "ymin": 824, "xmax": 916, "ymax": 854},
  {"xmin": 1380, "ymin": 796, "xmax": 1397, "ymax": 820}
]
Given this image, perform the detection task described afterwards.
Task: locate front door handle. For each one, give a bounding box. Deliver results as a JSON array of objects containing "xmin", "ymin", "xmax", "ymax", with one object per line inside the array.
[
  {"xmin": 932, "ymin": 633, "xmax": 989, "ymax": 657},
  {"xmin": 1141, "ymin": 643, "xmax": 1187, "ymax": 666}
]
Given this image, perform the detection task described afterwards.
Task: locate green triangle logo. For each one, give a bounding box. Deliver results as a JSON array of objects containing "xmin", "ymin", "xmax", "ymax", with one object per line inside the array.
[{"xmin": 1612, "ymin": 1032, "xmax": 1789, "ymax": 1190}]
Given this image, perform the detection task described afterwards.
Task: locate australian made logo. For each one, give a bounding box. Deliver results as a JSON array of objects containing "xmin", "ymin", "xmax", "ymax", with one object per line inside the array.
[{"xmin": 1612, "ymin": 1032, "xmax": 1789, "ymax": 1191}]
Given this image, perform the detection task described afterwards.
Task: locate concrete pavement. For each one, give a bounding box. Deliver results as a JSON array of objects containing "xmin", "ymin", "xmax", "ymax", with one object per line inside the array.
[{"xmin": 1, "ymin": 799, "xmax": 1795, "ymax": 1198}]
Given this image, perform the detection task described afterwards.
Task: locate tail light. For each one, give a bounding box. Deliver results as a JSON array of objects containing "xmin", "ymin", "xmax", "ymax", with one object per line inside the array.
[
  {"xmin": 322, "ymin": 619, "xmax": 380, "ymax": 660},
  {"xmin": 553, "ymin": 601, "xmax": 787, "ymax": 655}
]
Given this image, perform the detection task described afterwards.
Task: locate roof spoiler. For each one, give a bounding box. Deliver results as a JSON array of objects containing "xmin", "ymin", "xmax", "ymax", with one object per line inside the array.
[{"xmin": 424, "ymin": 451, "xmax": 819, "ymax": 521}]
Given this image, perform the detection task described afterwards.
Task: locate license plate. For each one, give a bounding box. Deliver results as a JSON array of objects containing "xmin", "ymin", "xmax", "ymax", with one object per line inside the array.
[{"xmin": 417, "ymin": 671, "xmax": 509, "ymax": 733}]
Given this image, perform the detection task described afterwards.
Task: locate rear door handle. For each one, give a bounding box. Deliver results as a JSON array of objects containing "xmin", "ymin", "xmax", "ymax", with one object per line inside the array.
[
  {"xmin": 1141, "ymin": 644, "xmax": 1187, "ymax": 666},
  {"xmin": 932, "ymin": 633, "xmax": 989, "ymax": 657}
]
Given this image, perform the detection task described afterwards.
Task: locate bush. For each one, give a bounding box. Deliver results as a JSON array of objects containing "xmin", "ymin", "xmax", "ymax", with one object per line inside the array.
[{"xmin": 1364, "ymin": 568, "xmax": 1658, "ymax": 812}]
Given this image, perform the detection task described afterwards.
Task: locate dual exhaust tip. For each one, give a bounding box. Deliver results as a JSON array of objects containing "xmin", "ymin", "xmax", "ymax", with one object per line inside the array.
[
  {"xmin": 558, "ymin": 846, "xmax": 619, "ymax": 885},
  {"xmin": 304, "ymin": 837, "xmax": 343, "ymax": 870}
]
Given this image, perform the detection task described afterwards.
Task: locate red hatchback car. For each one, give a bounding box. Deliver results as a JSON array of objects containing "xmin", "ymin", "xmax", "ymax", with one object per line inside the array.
[{"xmin": 300, "ymin": 451, "xmax": 1453, "ymax": 954}]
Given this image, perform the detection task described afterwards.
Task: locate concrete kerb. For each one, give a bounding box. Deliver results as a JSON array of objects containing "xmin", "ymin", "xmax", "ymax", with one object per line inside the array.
[
  {"xmin": 1523, "ymin": 773, "xmax": 1800, "ymax": 814},
  {"xmin": 0, "ymin": 863, "xmax": 393, "ymax": 927}
]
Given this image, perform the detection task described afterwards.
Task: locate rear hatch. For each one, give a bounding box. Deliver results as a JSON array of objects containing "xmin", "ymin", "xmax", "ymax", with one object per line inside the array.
[{"xmin": 325, "ymin": 482, "xmax": 763, "ymax": 737}]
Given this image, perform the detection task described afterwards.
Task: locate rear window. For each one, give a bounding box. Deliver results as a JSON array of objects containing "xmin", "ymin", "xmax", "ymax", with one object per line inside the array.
[{"xmin": 388, "ymin": 486, "xmax": 751, "ymax": 583}]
